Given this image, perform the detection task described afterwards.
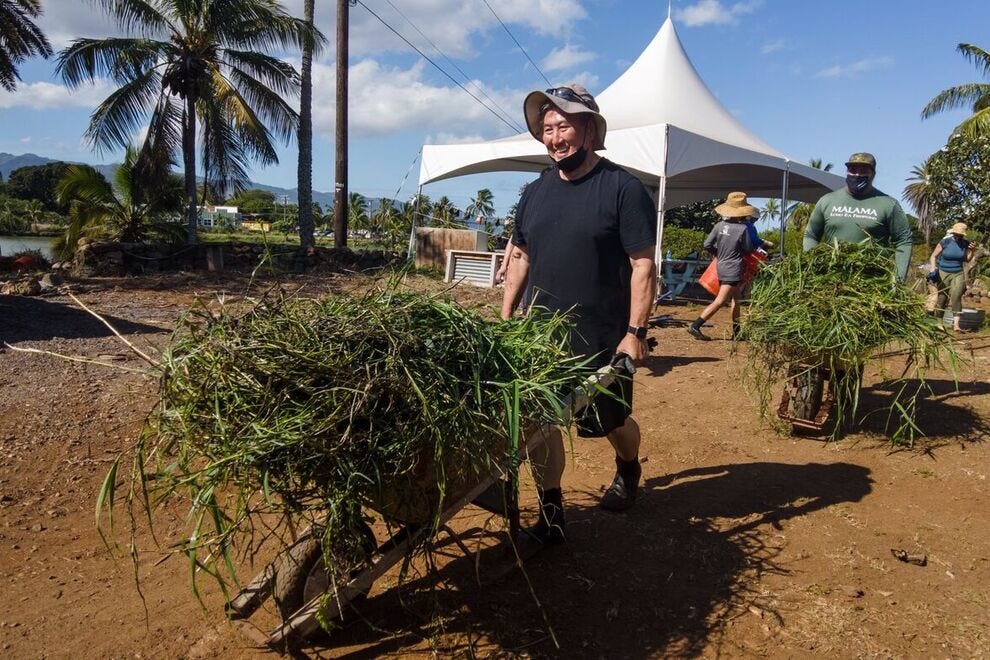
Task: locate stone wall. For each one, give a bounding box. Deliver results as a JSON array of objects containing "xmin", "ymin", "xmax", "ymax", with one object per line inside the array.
[{"xmin": 71, "ymin": 240, "xmax": 404, "ymax": 277}]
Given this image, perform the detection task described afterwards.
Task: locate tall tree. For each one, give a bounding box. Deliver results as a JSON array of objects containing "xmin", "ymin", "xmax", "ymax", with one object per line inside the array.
[
  {"xmin": 56, "ymin": 0, "xmax": 318, "ymax": 244},
  {"xmin": 464, "ymin": 188, "xmax": 495, "ymax": 224},
  {"xmin": 296, "ymin": 0, "xmax": 317, "ymax": 252},
  {"xmin": 54, "ymin": 145, "xmax": 183, "ymax": 258},
  {"xmin": 922, "ymin": 43, "xmax": 990, "ymax": 138},
  {"xmin": 0, "ymin": 0, "xmax": 52, "ymax": 91},
  {"xmin": 431, "ymin": 196, "xmax": 460, "ymax": 228},
  {"xmin": 760, "ymin": 198, "xmax": 780, "ymax": 224},
  {"xmin": 903, "ymin": 158, "xmax": 937, "ymax": 246},
  {"xmin": 347, "ymin": 192, "xmax": 368, "ymax": 232}
]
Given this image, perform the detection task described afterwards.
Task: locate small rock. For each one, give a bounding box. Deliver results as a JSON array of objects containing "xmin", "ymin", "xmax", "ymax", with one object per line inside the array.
[
  {"xmin": 840, "ymin": 585, "xmax": 865, "ymax": 598},
  {"xmin": 891, "ymin": 548, "xmax": 927, "ymax": 566},
  {"xmin": 29, "ymin": 523, "xmax": 44, "ymax": 533}
]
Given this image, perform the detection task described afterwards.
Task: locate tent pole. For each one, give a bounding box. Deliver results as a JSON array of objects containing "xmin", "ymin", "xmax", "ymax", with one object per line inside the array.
[
  {"xmin": 655, "ymin": 124, "xmax": 670, "ymax": 293},
  {"xmin": 778, "ymin": 161, "xmax": 790, "ymax": 258},
  {"xmin": 655, "ymin": 175, "xmax": 668, "ymax": 268},
  {"xmin": 407, "ymin": 184, "xmax": 422, "ymax": 262}
]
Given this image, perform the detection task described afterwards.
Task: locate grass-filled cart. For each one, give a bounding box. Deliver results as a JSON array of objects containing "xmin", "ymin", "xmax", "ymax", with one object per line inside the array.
[{"xmin": 99, "ymin": 285, "xmax": 630, "ymax": 648}]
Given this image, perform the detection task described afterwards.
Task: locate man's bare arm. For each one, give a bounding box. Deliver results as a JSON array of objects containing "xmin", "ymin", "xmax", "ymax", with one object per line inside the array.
[
  {"xmin": 500, "ymin": 243, "xmax": 530, "ymax": 320},
  {"xmin": 615, "ymin": 246, "xmax": 657, "ymax": 361}
]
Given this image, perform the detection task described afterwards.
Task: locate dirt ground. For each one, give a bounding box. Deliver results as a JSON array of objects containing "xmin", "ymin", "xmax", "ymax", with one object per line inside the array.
[{"xmin": 1, "ymin": 271, "xmax": 988, "ymax": 659}]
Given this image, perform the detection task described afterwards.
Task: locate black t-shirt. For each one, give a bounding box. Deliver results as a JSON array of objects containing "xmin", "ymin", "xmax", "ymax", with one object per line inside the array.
[{"xmin": 513, "ymin": 159, "xmax": 656, "ymax": 366}]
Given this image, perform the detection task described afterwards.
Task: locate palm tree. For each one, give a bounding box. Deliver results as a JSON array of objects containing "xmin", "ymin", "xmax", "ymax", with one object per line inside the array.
[
  {"xmin": 56, "ymin": 0, "xmax": 317, "ymax": 244},
  {"xmin": 432, "ymin": 196, "xmax": 460, "ymax": 228},
  {"xmin": 373, "ymin": 198, "xmax": 403, "ymax": 248},
  {"xmin": 808, "ymin": 158, "xmax": 833, "ymax": 172},
  {"xmin": 922, "ymin": 43, "xmax": 990, "ymax": 138},
  {"xmin": 760, "ymin": 198, "xmax": 780, "ymax": 224},
  {"xmin": 903, "ymin": 158, "xmax": 937, "ymax": 246},
  {"xmin": 296, "ymin": 0, "xmax": 317, "ymax": 252},
  {"xmin": 0, "ymin": 0, "xmax": 52, "ymax": 91},
  {"xmin": 54, "ymin": 145, "xmax": 184, "ymax": 258},
  {"xmin": 348, "ymin": 192, "xmax": 368, "ymax": 233},
  {"xmin": 464, "ymin": 188, "xmax": 495, "ymax": 225},
  {"xmin": 785, "ymin": 158, "xmax": 833, "ymax": 235}
]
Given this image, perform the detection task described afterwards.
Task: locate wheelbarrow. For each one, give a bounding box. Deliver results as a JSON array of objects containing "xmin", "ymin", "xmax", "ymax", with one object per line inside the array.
[{"xmin": 224, "ymin": 352, "xmax": 639, "ymax": 649}]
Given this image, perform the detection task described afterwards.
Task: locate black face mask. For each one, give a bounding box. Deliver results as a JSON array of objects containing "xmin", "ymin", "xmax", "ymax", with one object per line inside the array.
[
  {"xmin": 557, "ymin": 147, "xmax": 587, "ymax": 173},
  {"xmin": 846, "ymin": 174, "xmax": 871, "ymax": 195}
]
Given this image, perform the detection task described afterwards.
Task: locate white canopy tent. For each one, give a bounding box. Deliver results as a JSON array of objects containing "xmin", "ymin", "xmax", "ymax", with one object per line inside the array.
[{"xmin": 418, "ymin": 15, "xmax": 845, "ymax": 264}]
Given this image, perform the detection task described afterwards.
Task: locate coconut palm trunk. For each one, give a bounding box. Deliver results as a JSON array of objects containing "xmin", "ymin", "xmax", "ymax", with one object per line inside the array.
[
  {"xmin": 183, "ymin": 95, "xmax": 198, "ymax": 243},
  {"xmin": 297, "ymin": 0, "xmax": 315, "ymax": 251}
]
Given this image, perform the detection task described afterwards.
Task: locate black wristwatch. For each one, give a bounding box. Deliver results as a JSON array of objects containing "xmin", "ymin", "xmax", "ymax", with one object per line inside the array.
[{"xmin": 627, "ymin": 325, "xmax": 648, "ymax": 339}]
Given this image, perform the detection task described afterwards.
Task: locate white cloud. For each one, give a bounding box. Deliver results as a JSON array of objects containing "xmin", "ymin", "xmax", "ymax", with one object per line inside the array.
[
  {"xmin": 309, "ymin": 59, "xmax": 528, "ymax": 140},
  {"xmin": 760, "ymin": 38, "xmax": 787, "ymax": 55},
  {"xmin": 676, "ymin": 0, "xmax": 762, "ymax": 27},
  {"xmin": 305, "ymin": 0, "xmax": 587, "ymax": 59},
  {"xmin": 0, "ymin": 79, "xmax": 113, "ymax": 110},
  {"xmin": 541, "ymin": 45, "xmax": 596, "ymax": 73},
  {"xmin": 815, "ymin": 56, "xmax": 894, "ymax": 78}
]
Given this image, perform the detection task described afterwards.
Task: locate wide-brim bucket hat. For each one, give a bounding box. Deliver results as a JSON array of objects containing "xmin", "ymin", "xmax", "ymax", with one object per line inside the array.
[
  {"xmin": 523, "ymin": 83, "xmax": 607, "ymax": 151},
  {"xmin": 715, "ymin": 191, "xmax": 759, "ymax": 219},
  {"xmin": 950, "ymin": 222, "xmax": 968, "ymax": 236}
]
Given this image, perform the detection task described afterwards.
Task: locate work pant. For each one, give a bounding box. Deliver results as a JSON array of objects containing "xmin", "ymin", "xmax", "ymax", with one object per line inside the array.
[{"xmin": 936, "ymin": 269, "xmax": 966, "ymax": 315}]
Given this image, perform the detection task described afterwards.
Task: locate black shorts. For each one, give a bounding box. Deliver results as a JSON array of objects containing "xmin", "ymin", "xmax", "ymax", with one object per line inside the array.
[
  {"xmin": 721, "ymin": 280, "xmax": 741, "ymax": 286},
  {"xmin": 575, "ymin": 371, "xmax": 633, "ymax": 438}
]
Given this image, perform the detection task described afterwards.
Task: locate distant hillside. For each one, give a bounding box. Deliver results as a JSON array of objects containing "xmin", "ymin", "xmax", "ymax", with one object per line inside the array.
[{"xmin": 0, "ymin": 152, "xmax": 346, "ymax": 210}]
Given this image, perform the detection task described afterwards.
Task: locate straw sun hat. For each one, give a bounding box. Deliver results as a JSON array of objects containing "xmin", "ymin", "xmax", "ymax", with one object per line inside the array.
[
  {"xmin": 949, "ymin": 222, "xmax": 968, "ymax": 236},
  {"xmin": 715, "ymin": 192, "xmax": 759, "ymax": 219}
]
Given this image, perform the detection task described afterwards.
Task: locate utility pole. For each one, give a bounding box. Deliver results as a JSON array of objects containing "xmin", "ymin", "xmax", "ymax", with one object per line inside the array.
[{"xmin": 333, "ymin": 0, "xmax": 350, "ymax": 248}]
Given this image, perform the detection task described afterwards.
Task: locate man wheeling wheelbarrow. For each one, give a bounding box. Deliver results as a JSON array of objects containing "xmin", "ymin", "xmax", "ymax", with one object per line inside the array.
[{"xmin": 501, "ymin": 83, "xmax": 657, "ymax": 550}]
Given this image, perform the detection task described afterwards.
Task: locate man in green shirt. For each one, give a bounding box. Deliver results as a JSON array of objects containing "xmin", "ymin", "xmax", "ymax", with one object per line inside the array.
[{"xmin": 803, "ymin": 152, "xmax": 913, "ymax": 279}]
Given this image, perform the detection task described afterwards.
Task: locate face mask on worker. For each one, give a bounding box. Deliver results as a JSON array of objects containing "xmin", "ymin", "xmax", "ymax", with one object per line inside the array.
[
  {"xmin": 557, "ymin": 146, "xmax": 588, "ymax": 173},
  {"xmin": 846, "ymin": 174, "xmax": 871, "ymax": 195}
]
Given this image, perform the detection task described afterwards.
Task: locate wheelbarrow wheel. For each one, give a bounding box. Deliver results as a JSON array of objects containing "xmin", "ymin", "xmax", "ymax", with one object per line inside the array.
[
  {"xmin": 272, "ymin": 523, "xmax": 375, "ymax": 627},
  {"xmin": 789, "ymin": 367, "xmax": 825, "ymax": 421}
]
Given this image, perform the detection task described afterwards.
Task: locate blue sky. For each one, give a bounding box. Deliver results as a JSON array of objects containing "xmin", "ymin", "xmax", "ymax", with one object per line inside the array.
[{"xmin": 0, "ymin": 0, "xmax": 986, "ymax": 218}]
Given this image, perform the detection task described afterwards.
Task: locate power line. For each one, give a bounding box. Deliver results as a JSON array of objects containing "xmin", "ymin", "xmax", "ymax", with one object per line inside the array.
[
  {"xmin": 353, "ymin": 0, "xmax": 522, "ymax": 134},
  {"xmin": 380, "ymin": 0, "xmax": 524, "ymax": 134},
  {"xmin": 482, "ymin": 0, "xmax": 552, "ymax": 87}
]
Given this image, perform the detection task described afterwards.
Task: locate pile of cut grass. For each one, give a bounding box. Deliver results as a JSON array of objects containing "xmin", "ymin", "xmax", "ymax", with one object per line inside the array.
[
  {"xmin": 102, "ymin": 286, "xmax": 592, "ymax": 607},
  {"xmin": 739, "ymin": 240, "xmax": 958, "ymax": 444}
]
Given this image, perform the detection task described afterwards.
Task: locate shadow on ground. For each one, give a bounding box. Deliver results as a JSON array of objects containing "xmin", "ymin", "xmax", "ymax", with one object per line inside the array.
[
  {"xmin": 0, "ymin": 295, "xmax": 167, "ymax": 344},
  {"xmin": 640, "ymin": 354, "xmax": 721, "ymax": 378},
  {"xmin": 293, "ymin": 461, "xmax": 872, "ymax": 659},
  {"xmin": 857, "ymin": 377, "xmax": 990, "ymax": 443}
]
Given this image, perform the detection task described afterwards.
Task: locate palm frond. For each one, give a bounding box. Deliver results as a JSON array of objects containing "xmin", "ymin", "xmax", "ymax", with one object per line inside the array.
[
  {"xmin": 84, "ymin": 67, "xmax": 164, "ymax": 153},
  {"xmin": 93, "ymin": 0, "xmax": 170, "ymax": 36},
  {"xmin": 221, "ymin": 49, "xmax": 299, "ymax": 96},
  {"xmin": 957, "ymin": 43, "xmax": 990, "ymax": 78},
  {"xmin": 223, "ymin": 66, "xmax": 298, "ymax": 143},
  {"xmin": 922, "ymin": 83, "xmax": 990, "ymax": 118},
  {"xmin": 0, "ymin": 0, "xmax": 54, "ymax": 90},
  {"xmin": 953, "ymin": 106, "xmax": 990, "ymax": 139},
  {"xmin": 56, "ymin": 37, "xmax": 168, "ymax": 87}
]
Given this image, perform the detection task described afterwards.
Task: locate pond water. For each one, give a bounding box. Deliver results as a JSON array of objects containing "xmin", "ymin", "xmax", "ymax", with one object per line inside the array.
[{"xmin": 0, "ymin": 235, "xmax": 56, "ymax": 260}]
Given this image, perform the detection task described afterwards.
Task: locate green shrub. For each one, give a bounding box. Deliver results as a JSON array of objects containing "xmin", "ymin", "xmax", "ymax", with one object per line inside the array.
[{"xmin": 661, "ymin": 226, "xmax": 706, "ymax": 258}]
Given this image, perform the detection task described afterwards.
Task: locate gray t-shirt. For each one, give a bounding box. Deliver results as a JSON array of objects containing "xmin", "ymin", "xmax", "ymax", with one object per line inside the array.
[{"xmin": 704, "ymin": 219, "xmax": 754, "ymax": 282}]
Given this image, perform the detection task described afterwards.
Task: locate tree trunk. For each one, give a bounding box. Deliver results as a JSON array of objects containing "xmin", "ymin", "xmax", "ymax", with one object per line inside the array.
[
  {"xmin": 333, "ymin": 0, "xmax": 348, "ymax": 248},
  {"xmin": 183, "ymin": 93, "xmax": 198, "ymax": 244},
  {"xmin": 296, "ymin": 0, "xmax": 315, "ymax": 252}
]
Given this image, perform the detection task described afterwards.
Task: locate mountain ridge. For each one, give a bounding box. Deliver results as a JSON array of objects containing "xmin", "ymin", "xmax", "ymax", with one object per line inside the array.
[{"xmin": 0, "ymin": 152, "xmax": 339, "ymax": 209}]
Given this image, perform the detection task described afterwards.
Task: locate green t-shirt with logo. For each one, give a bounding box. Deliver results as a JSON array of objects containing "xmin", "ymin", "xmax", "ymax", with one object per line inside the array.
[{"xmin": 803, "ymin": 187, "xmax": 913, "ymax": 279}]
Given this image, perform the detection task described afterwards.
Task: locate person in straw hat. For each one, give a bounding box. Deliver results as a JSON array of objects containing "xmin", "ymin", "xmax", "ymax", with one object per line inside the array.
[
  {"xmin": 803, "ymin": 152, "xmax": 913, "ymax": 280},
  {"xmin": 687, "ymin": 192, "xmax": 758, "ymax": 341},
  {"xmin": 501, "ymin": 83, "xmax": 657, "ymax": 549},
  {"xmin": 928, "ymin": 222, "xmax": 978, "ymax": 331}
]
